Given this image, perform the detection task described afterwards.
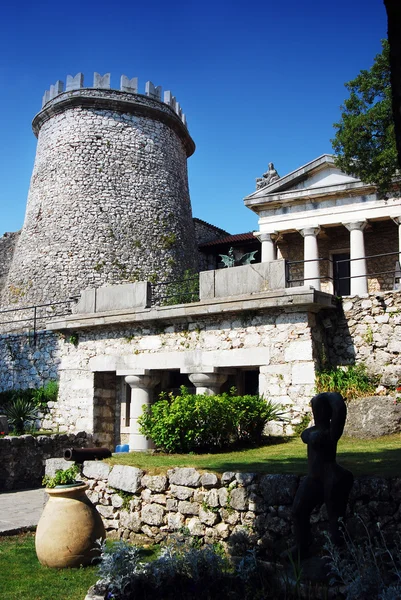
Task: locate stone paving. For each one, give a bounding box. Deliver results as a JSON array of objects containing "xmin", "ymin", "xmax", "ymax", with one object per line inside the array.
[{"xmin": 0, "ymin": 488, "xmax": 45, "ymax": 534}]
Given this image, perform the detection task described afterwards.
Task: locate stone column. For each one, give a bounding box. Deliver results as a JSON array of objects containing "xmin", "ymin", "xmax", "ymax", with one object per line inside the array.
[
  {"xmin": 300, "ymin": 227, "xmax": 321, "ymax": 290},
  {"xmin": 344, "ymin": 221, "xmax": 368, "ymax": 295},
  {"xmin": 188, "ymin": 373, "xmax": 227, "ymax": 395},
  {"xmin": 255, "ymin": 232, "xmax": 277, "ymax": 262},
  {"xmin": 125, "ymin": 374, "xmax": 160, "ymax": 451},
  {"xmin": 391, "ymin": 217, "xmax": 401, "ymax": 264}
]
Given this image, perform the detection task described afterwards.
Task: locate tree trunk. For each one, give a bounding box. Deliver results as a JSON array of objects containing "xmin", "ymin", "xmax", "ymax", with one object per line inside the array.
[{"xmin": 384, "ymin": 0, "xmax": 401, "ymax": 169}]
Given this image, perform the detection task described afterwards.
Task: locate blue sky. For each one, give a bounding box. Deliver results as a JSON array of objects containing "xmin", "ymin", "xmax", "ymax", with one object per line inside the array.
[{"xmin": 0, "ymin": 0, "xmax": 387, "ymax": 237}]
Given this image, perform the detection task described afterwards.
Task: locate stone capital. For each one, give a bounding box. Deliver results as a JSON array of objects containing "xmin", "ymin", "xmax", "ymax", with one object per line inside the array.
[
  {"xmin": 188, "ymin": 373, "xmax": 228, "ymax": 388},
  {"xmin": 125, "ymin": 374, "xmax": 160, "ymax": 390},
  {"xmin": 254, "ymin": 231, "xmax": 278, "ymax": 242},
  {"xmin": 300, "ymin": 226, "xmax": 320, "ymax": 238},
  {"xmin": 343, "ymin": 221, "xmax": 367, "ymax": 232}
]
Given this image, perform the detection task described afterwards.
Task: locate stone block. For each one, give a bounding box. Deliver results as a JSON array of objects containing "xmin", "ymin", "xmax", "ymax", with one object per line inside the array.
[
  {"xmin": 259, "ymin": 474, "xmax": 299, "ymax": 505},
  {"xmin": 187, "ymin": 517, "xmax": 205, "ymax": 536},
  {"xmin": 168, "ymin": 468, "xmax": 201, "ymax": 487},
  {"xmin": 230, "ymin": 488, "xmax": 248, "ymax": 511},
  {"xmin": 82, "ymin": 461, "xmax": 112, "ymax": 481},
  {"xmin": 199, "ymin": 507, "xmax": 220, "ymax": 526},
  {"xmin": 170, "ymin": 485, "xmax": 194, "ymax": 500},
  {"xmin": 108, "ymin": 465, "xmax": 143, "ymax": 493},
  {"xmin": 344, "ymin": 397, "xmax": 401, "ymax": 438},
  {"xmin": 141, "ymin": 503, "xmax": 164, "ymax": 526},
  {"xmin": 199, "ymin": 261, "xmax": 286, "ymax": 300},
  {"xmin": 120, "ymin": 75, "xmax": 138, "ymax": 94},
  {"xmin": 284, "ymin": 341, "xmax": 312, "ymax": 362},
  {"xmin": 292, "ymin": 362, "xmax": 315, "ymax": 384},
  {"xmin": 178, "ymin": 500, "xmax": 199, "ymax": 515},
  {"xmin": 167, "ymin": 512, "xmax": 184, "ymax": 530},
  {"xmin": 235, "ymin": 473, "xmax": 256, "ymax": 486},
  {"xmin": 200, "ymin": 472, "xmax": 218, "ymax": 488},
  {"xmin": 45, "ymin": 458, "xmax": 71, "ymax": 476},
  {"xmin": 120, "ymin": 510, "xmax": 142, "ymax": 532}
]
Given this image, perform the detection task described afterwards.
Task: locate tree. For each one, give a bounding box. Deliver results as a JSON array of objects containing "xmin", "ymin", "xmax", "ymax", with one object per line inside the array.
[
  {"xmin": 332, "ymin": 40, "xmax": 398, "ymax": 195},
  {"xmin": 384, "ymin": 0, "xmax": 401, "ymax": 169}
]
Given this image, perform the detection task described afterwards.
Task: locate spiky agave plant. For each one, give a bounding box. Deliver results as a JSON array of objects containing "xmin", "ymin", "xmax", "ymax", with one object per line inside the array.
[{"xmin": 4, "ymin": 396, "xmax": 39, "ymax": 434}]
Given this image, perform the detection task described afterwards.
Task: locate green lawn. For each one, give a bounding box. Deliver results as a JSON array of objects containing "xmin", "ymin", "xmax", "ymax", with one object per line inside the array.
[
  {"xmin": 0, "ymin": 533, "xmax": 98, "ymax": 600},
  {"xmin": 107, "ymin": 434, "xmax": 401, "ymax": 478}
]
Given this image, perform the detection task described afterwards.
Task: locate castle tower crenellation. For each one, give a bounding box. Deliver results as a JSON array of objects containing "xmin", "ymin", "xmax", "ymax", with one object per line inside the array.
[
  {"xmin": 2, "ymin": 72, "xmax": 197, "ymax": 307},
  {"xmin": 42, "ymin": 73, "xmax": 187, "ymax": 127}
]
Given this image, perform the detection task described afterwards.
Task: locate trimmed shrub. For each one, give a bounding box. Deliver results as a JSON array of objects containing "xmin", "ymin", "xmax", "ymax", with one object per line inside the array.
[{"xmin": 138, "ymin": 387, "xmax": 284, "ymax": 453}]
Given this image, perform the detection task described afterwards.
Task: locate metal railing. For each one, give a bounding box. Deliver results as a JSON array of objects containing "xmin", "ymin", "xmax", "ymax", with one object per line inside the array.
[
  {"xmin": 285, "ymin": 251, "xmax": 401, "ymax": 290},
  {"xmin": 0, "ymin": 299, "xmax": 77, "ymax": 344},
  {"xmin": 150, "ymin": 275, "xmax": 200, "ymax": 307}
]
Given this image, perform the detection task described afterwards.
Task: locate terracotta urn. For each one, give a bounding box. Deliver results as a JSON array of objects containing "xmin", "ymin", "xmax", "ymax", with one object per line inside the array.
[{"xmin": 35, "ymin": 482, "xmax": 106, "ymax": 568}]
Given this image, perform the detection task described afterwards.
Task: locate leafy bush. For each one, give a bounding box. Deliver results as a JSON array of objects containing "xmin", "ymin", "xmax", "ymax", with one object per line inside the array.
[
  {"xmin": 3, "ymin": 397, "xmax": 40, "ymax": 434},
  {"xmin": 138, "ymin": 387, "xmax": 284, "ymax": 453},
  {"xmin": 42, "ymin": 465, "xmax": 80, "ymax": 488},
  {"xmin": 315, "ymin": 364, "xmax": 376, "ymax": 401},
  {"xmin": 96, "ymin": 538, "xmax": 274, "ymax": 600},
  {"xmin": 0, "ymin": 381, "xmax": 58, "ymax": 411},
  {"xmin": 0, "ymin": 381, "xmax": 59, "ymax": 434}
]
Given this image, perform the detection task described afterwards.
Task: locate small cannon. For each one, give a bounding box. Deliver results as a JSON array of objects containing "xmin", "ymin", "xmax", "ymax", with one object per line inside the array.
[{"xmin": 64, "ymin": 447, "xmax": 112, "ymax": 463}]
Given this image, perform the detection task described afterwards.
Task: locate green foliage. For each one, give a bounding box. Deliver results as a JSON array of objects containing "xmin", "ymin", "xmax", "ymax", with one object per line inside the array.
[
  {"xmin": 163, "ymin": 269, "xmax": 199, "ymax": 306},
  {"xmin": 315, "ymin": 364, "xmax": 377, "ymax": 401},
  {"xmin": 0, "ymin": 381, "xmax": 58, "ymax": 410},
  {"xmin": 68, "ymin": 333, "xmax": 79, "ymax": 346},
  {"xmin": 96, "ymin": 537, "xmax": 275, "ymax": 600},
  {"xmin": 112, "ymin": 489, "xmax": 133, "ymax": 511},
  {"xmin": 332, "ymin": 40, "xmax": 398, "ymax": 195},
  {"xmin": 293, "ymin": 413, "xmax": 312, "ymax": 436},
  {"xmin": 31, "ymin": 380, "xmax": 59, "ymax": 409},
  {"xmin": 324, "ymin": 518, "xmax": 401, "ymax": 600},
  {"xmin": 138, "ymin": 386, "xmax": 285, "ymax": 453},
  {"xmin": 42, "ymin": 464, "xmax": 80, "ymax": 488},
  {"xmin": 160, "ymin": 232, "xmax": 177, "ymax": 249},
  {"xmin": 3, "ymin": 397, "xmax": 40, "ymax": 434}
]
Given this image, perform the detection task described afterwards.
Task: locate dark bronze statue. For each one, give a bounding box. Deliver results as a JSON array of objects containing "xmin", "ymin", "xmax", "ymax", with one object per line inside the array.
[{"xmin": 292, "ymin": 392, "xmax": 354, "ymax": 557}]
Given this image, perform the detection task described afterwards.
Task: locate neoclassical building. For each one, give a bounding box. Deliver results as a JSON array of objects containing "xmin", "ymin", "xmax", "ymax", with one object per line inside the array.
[{"xmin": 246, "ymin": 155, "xmax": 401, "ymax": 296}]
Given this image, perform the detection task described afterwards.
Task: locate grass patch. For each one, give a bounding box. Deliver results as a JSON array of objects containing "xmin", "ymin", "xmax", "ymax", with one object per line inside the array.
[
  {"xmin": 107, "ymin": 434, "xmax": 401, "ymax": 478},
  {"xmin": 0, "ymin": 533, "xmax": 98, "ymax": 600}
]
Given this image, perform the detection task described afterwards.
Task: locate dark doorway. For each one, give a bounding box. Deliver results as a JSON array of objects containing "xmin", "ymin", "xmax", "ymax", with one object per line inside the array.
[{"xmin": 333, "ymin": 253, "xmax": 350, "ymax": 296}]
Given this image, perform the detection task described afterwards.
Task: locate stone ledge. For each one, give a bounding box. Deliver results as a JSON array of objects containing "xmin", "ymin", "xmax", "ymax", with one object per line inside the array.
[{"xmin": 47, "ymin": 287, "xmax": 336, "ymax": 331}]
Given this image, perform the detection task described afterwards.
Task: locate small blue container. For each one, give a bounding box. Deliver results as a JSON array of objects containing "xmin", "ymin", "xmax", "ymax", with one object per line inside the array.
[{"xmin": 115, "ymin": 444, "xmax": 130, "ymax": 453}]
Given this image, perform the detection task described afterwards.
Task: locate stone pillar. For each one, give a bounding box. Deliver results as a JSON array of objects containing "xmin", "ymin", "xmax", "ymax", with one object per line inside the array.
[
  {"xmin": 391, "ymin": 217, "xmax": 401, "ymax": 264},
  {"xmin": 188, "ymin": 373, "xmax": 227, "ymax": 395},
  {"xmin": 125, "ymin": 374, "xmax": 160, "ymax": 451},
  {"xmin": 255, "ymin": 232, "xmax": 277, "ymax": 262},
  {"xmin": 344, "ymin": 221, "xmax": 368, "ymax": 295},
  {"xmin": 300, "ymin": 227, "xmax": 321, "ymax": 290}
]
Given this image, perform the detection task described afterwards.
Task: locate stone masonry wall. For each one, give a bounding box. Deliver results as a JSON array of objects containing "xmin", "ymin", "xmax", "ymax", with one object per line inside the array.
[
  {"xmin": 0, "ymin": 432, "xmax": 93, "ymax": 491},
  {"xmin": 3, "ymin": 291, "xmax": 401, "ymax": 440},
  {"xmin": 0, "ymin": 308, "xmax": 317, "ymax": 437},
  {"xmin": 79, "ymin": 462, "xmax": 401, "ymax": 561},
  {"xmin": 51, "ymin": 309, "xmax": 317, "ymax": 438},
  {"xmin": 0, "ymin": 231, "xmax": 20, "ymax": 296},
  {"xmin": 2, "ymin": 90, "xmax": 198, "ymax": 308},
  {"xmin": 326, "ymin": 291, "xmax": 401, "ymax": 385},
  {"xmin": 0, "ymin": 330, "xmax": 61, "ymax": 391}
]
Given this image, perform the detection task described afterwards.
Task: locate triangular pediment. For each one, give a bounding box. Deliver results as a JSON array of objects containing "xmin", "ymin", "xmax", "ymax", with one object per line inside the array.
[{"xmin": 245, "ymin": 155, "xmax": 360, "ymax": 202}]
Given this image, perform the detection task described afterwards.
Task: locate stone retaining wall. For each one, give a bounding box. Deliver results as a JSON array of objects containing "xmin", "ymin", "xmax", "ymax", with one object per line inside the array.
[
  {"xmin": 327, "ymin": 291, "xmax": 401, "ymax": 384},
  {"xmin": 0, "ymin": 432, "xmax": 93, "ymax": 491},
  {"xmin": 79, "ymin": 462, "xmax": 401, "ymax": 559}
]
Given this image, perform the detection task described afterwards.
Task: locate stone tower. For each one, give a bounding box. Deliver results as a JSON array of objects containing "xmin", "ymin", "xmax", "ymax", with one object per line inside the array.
[{"xmin": 2, "ymin": 73, "xmax": 198, "ymax": 306}]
